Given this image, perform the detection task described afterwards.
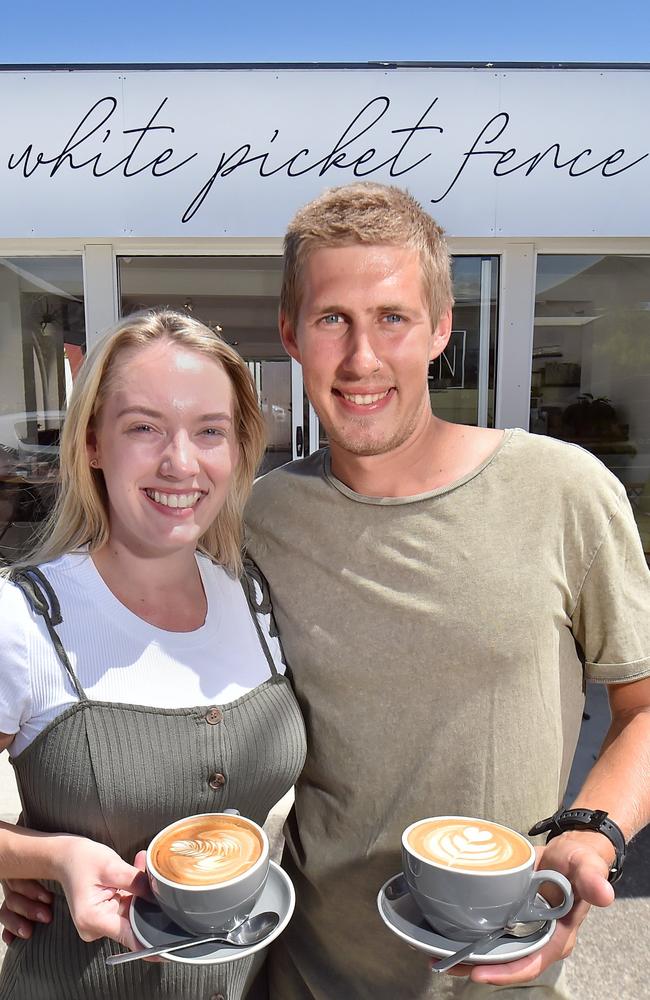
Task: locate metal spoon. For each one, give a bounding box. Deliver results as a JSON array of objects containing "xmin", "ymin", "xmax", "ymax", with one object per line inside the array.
[
  {"xmin": 431, "ymin": 919, "xmax": 546, "ymax": 974},
  {"xmin": 106, "ymin": 911, "xmax": 280, "ymax": 965}
]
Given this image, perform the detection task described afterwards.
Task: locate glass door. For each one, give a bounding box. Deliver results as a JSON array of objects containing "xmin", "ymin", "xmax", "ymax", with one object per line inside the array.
[{"xmin": 118, "ymin": 255, "xmax": 307, "ymax": 473}]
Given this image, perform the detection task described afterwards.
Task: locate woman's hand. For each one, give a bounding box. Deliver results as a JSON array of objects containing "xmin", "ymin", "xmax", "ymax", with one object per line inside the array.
[
  {"xmin": 0, "ymin": 847, "xmax": 152, "ymax": 951},
  {"xmin": 52, "ymin": 836, "xmax": 150, "ymax": 952}
]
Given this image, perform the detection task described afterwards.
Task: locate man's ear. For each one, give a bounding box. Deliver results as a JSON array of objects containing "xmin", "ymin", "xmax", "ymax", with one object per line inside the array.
[
  {"xmin": 429, "ymin": 308, "xmax": 453, "ymax": 362},
  {"xmin": 279, "ymin": 311, "xmax": 302, "ymax": 363}
]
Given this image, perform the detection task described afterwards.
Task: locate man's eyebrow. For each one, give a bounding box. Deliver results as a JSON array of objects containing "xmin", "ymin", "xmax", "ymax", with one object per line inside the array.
[
  {"xmin": 308, "ymin": 303, "xmax": 345, "ymax": 315},
  {"xmin": 116, "ymin": 406, "xmax": 232, "ymax": 422}
]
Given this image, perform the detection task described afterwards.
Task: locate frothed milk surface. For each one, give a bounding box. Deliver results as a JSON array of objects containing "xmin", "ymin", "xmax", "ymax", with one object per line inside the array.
[
  {"xmin": 152, "ymin": 816, "xmax": 263, "ymax": 885},
  {"xmin": 407, "ymin": 818, "xmax": 531, "ymax": 872}
]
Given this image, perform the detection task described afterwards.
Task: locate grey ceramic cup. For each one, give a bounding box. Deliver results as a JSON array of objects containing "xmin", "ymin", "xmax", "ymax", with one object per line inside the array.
[
  {"xmin": 146, "ymin": 810, "xmax": 269, "ymax": 935},
  {"xmin": 402, "ymin": 816, "xmax": 573, "ymax": 942}
]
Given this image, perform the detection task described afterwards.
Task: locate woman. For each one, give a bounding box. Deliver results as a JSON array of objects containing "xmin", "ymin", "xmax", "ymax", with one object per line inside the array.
[{"xmin": 0, "ymin": 309, "xmax": 306, "ymax": 999}]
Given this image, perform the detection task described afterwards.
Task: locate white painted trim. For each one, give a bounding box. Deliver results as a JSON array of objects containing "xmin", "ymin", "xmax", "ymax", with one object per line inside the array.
[
  {"xmin": 477, "ymin": 258, "xmax": 492, "ymax": 427},
  {"xmin": 83, "ymin": 244, "xmax": 118, "ymax": 348},
  {"xmin": 494, "ymin": 244, "xmax": 537, "ymax": 431},
  {"xmin": 308, "ymin": 403, "xmax": 320, "ymax": 456}
]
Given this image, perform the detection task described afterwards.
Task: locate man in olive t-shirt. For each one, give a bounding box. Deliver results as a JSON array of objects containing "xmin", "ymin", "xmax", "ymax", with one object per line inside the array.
[{"xmin": 245, "ymin": 183, "xmax": 650, "ymax": 999}]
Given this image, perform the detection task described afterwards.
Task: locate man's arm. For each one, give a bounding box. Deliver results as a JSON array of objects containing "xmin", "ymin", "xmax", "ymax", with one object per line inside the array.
[{"xmin": 465, "ymin": 674, "xmax": 650, "ymax": 986}]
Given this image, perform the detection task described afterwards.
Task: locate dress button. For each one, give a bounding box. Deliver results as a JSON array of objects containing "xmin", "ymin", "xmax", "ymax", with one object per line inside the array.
[
  {"xmin": 209, "ymin": 772, "xmax": 226, "ymax": 790},
  {"xmin": 205, "ymin": 707, "xmax": 223, "ymax": 725}
]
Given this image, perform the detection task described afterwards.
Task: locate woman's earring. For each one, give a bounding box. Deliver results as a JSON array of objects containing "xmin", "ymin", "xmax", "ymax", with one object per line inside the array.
[{"xmin": 90, "ymin": 459, "xmax": 99, "ymax": 468}]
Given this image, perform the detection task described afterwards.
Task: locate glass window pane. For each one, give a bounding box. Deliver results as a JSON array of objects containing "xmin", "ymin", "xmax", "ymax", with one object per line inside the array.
[
  {"xmin": 0, "ymin": 257, "xmax": 85, "ymax": 562},
  {"xmin": 429, "ymin": 256, "xmax": 499, "ymax": 428},
  {"xmin": 531, "ymin": 254, "xmax": 650, "ymax": 562},
  {"xmin": 118, "ymin": 256, "xmax": 290, "ymax": 473}
]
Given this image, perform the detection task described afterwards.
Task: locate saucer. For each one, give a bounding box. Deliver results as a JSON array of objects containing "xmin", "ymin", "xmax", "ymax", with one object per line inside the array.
[
  {"xmin": 377, "ymin": 873, "xmax": 556, "ymax": 965},
  {"xmin": 130, "ymin": 859, "xmax": 294, "ymax": 965}
]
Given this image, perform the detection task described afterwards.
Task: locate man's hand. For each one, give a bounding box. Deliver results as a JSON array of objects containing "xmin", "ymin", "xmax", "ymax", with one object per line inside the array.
[
  {"xmin": 0, "ymin": 879, "xmax": 52, "ymax": 944},
  {"xmin": 431, "ymin": 836, "xmax": 615, "ymax": 983}
]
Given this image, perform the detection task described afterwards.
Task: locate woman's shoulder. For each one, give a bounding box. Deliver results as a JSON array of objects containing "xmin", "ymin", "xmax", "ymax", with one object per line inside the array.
[{"xmin": 0, "ymin": 550, "xmax": 95, "ymax": 616}]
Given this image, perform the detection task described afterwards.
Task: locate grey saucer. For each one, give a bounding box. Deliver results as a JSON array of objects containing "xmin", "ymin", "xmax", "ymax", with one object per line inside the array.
[
  {"xmin": 377, "ymin": 873, "xmax": 556, "ymax": 965},
  {"xmin": 130, "ymin": 860, "xmax": 294, "ymax": 965}
]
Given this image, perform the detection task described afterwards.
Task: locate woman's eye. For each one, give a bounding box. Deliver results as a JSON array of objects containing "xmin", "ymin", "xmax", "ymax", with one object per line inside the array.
[
  {"xmin": 201, "ymin": 427, "xmax": 226, "ymax": 438},
  {"xmin": 131, "ymin": 423, "xmax": 154, "ymax": 433}
]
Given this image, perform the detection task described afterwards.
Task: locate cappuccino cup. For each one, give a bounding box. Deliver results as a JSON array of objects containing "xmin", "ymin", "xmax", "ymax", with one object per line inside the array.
[
  {"xmin": 402, "ymin": 816, "xmax": 573, "ymax": 941},
  {"xmin": 146, "ymin": 811, "xmax": 269, "ymax": 935}
]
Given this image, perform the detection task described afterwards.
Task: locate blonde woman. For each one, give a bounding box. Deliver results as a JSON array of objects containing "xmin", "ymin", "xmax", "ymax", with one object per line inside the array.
[{"xmin": 0, "ymin": 309, "xmax": 306, "ymax": 999}]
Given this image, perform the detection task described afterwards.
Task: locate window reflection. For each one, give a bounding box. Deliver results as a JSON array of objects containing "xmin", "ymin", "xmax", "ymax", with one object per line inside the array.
[
  {"xmin": 118, "ymin": 256, "xmax": 290, "ymax": 474},
  {"xmin": 429, "ymin": 256, "xmax": 499, "ymax": 428},
  {"xmin": 0, "ymin": 258, "xmax": 85, "ymax": 561},
  {"xmin": 531, "ymin": 255, "xmax": 650, "ymax": 561}
]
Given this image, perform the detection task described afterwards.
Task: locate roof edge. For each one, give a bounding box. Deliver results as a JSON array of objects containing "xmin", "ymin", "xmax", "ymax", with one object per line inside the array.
[{"xmin": 1, "ymin": 60, "xmax": 649, "ymax": 71}]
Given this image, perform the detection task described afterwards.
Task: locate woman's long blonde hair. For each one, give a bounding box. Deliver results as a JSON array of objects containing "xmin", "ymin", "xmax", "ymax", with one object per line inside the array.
[{"xmin": 16, "ymin": 309, "xmax": 266, "ymax": 577}]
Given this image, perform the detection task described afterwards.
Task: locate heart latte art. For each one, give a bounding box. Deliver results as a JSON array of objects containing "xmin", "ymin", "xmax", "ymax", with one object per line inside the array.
[
  {"xmin": 151, "ymin": 816, "xmax": 263, "ymax": 885},
  {"xmin": 407, "ymin": 818, "xmax": 531, "ymax": 872}
]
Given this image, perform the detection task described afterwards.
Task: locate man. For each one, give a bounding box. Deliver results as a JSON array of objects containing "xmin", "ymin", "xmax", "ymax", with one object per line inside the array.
[
  {"xmin": 3, "ymin": 184, "xmax": 650, "ymax": 998},
  {"xmin": 244, "ymin": 182, "xmax": 650, "ymax": 998}
]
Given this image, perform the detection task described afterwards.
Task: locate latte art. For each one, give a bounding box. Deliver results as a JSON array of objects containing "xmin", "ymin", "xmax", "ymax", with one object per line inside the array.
[
  {"xmin": 152, "ymin": 817, "xmax": 263, "ymax": 885},
  {"xmin": 407, "ymin": 818, "xmax": 531, "ymax": 872}
]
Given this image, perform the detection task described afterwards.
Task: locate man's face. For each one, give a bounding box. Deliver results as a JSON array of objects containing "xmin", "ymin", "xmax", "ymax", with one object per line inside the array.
[{"xmin": 281, "ymin": 245, "xmax": 451, "ymax": 458}]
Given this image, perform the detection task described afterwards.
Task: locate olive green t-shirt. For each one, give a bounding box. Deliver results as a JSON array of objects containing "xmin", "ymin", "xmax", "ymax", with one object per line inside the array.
[{"xmin": 245, "ymin": 429, "xmax": 650, "ymax": 1000}]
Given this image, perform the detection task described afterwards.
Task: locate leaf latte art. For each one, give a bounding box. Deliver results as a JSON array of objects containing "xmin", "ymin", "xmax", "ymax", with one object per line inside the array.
[
  {"xmin": 152, "ymin": 818, "xmax": 263, "ymax": 885},
  {"xmin": 408, "ymin": 819, "xmax": 531, "ymax": 871}
]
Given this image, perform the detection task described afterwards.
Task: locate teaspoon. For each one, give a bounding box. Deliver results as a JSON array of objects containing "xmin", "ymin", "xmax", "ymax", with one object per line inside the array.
[{"xmin": 106, "ymin": 911, "xmax": 279, "ymax": 965}]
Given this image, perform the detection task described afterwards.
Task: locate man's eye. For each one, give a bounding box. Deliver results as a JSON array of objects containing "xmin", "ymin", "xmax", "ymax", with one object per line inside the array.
[
  {"xmin": 322, "ymin": 314, "xmax": 342, "ymax": 325},
  {"xmin": 384, "ymin": 314, "xmax": 403, "ymax": 324}
]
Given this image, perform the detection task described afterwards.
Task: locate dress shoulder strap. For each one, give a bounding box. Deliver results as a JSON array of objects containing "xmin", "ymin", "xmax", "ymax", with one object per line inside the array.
[
  {"xmin": 240, "ymin": 556, "xmax": 281, "ymax": 678},
  {"xmin": 9, "ymin": 565, "xmax": 88, "ymax": 702}
]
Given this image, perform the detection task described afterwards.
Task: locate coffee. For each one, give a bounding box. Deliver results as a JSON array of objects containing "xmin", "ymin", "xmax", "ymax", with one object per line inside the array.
[
  {"xmin": 151, "ymin": 814, "xmax": 263, "ymax": 885},
  {"xmin": 407, "ymin": 817, "xmax": 531, "ymax": 872}
]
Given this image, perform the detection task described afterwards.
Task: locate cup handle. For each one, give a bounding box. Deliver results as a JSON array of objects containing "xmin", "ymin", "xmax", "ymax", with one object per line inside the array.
[
  {"xmin": 223, "ymin": 808, "xmax": 240, "ymax": 816},
  {"xmin": 513, "ymin": 870, "xmax": 574, "ymax": 923}
]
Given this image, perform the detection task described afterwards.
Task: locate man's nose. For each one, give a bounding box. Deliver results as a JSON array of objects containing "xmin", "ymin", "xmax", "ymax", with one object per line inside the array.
[
  {"xmin": 160, "ymin": 431, "xmax": 200, "ymax": 477},
  {"xmin": 341, "ymin": 328, "xmax": 382, "ymax": 377}
]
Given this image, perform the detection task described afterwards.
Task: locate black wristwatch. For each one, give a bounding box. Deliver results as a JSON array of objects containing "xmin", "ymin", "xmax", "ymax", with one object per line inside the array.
[{"xmin": 528, "ymin": 808, "xmax": 626, "ymax": 884}]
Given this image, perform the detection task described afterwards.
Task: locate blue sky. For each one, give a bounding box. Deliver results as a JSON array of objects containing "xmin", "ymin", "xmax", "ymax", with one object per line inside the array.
[{"xmin": 1, "ymin": 0, "xmax": 649, "ymax": 64}]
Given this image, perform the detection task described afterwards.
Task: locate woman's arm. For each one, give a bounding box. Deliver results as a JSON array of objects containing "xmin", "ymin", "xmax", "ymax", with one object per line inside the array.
[{"xmin": 0, "ymin": 735, "xmax": 148, "ymax": 951}]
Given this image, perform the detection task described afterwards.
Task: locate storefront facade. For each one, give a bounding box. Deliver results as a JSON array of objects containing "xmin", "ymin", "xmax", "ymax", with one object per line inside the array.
[{"xmin": 1, "ymin": 63, "xmax": 649, "ymax": 559}]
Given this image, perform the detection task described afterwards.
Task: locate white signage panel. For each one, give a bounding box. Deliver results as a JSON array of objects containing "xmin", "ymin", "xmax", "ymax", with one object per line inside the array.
[{"xmin": 0, "ymin": 68, "xmax": 648, "ymax": 238}]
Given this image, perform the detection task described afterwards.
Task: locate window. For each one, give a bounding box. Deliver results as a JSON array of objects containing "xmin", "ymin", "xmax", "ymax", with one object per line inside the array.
[
  {"xmin": 531, "ymin": 255, "xmax": 650, "ymax": 561},
  {"xmin": 0, "ymin": 257, "xmax": 85, "ymax": 561}
]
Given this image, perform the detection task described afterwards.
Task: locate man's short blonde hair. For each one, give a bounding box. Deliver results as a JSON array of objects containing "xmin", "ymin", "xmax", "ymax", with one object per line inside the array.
[{"xmin": 281, "ymin": 183, "xmax": 454, "ymax": 330}]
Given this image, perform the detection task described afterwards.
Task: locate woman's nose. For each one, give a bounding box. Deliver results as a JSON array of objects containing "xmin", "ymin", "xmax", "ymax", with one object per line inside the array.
[{"xmin": 159, "ymin": 431, "xmax": 200, "ymax": 477}]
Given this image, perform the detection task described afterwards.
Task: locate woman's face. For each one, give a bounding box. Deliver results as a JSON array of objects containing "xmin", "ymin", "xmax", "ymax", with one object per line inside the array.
[{"xmin": 87, "ymin": 340, "xmax": 239, "ymax": 559}]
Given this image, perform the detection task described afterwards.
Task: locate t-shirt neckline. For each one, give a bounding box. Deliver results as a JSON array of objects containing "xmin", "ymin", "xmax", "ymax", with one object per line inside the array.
[
  {"xmin": 78, "ymin": 551, "xmax": 219, "ymax": 646},
  {"xmin": 322, "ymin": 427, "xmax": 517, "ymax": 506}
]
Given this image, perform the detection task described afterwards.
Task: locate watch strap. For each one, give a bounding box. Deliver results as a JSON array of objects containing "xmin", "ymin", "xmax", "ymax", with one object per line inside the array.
[{"xmin": 528, "ymin": 808, "xmax": 626, "ymax": 883}]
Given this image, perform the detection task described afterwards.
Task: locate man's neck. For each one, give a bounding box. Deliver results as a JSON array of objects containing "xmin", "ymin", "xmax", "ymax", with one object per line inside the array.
[{"xmin": 329, "ymin": 418, "xmax": 505, "ymax": 499}]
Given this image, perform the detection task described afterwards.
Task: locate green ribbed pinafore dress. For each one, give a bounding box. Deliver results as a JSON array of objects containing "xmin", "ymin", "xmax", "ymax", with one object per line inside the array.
[{"xmin": 0, "ymin": 564, "xmax": 306, "ymax": 1000}]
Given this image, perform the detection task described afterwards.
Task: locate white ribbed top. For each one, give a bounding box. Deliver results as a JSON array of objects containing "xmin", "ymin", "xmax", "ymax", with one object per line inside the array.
[{"xmin": 0, "ymin": 551, "xmax": 284, "ymax": 756}]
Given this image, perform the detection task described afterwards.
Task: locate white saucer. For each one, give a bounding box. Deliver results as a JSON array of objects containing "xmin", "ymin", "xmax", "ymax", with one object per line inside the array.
[
  {"xmin": 377, "ymin": 873, "xmax": 556, "ymax": 965},
  {"xmin": 130, "ymin": 859, "xmax": 294, "ymax": 965}
]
